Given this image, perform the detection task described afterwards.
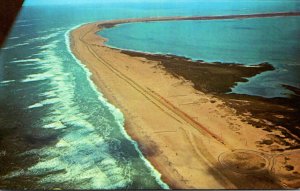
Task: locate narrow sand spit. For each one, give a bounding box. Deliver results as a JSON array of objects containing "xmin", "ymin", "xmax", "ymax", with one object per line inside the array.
[{"xmin": 70, "ymin": 13, "xmax": 300, "ymax": 189}]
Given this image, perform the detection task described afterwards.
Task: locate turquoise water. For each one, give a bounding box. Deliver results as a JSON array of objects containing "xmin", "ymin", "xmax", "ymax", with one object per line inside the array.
[
  {"xmin": 0, "ymin": 0, "xmax": 300, "ymax": 189},
  {"xmin": 100, "ymin": 16, "xmax": 300, "ymax": 98},
  {"xmin": 0, "ymin": 5, "xmax": 169, "ymax": 189}
]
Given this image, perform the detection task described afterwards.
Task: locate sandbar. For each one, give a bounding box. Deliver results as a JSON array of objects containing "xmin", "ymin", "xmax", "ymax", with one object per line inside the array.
[{"xmin": 70, "ymin": 12, "xmax": 300, "ymax": 189}]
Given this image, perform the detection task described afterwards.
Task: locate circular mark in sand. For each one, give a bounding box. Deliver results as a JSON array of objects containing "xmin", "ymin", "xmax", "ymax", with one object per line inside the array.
[{"xmin": 219, "ymin": 149, "xmax": 269, "ymax": 174}]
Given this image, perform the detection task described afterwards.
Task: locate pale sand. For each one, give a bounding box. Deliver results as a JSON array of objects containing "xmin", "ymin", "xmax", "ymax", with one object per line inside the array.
[{"xmin": 70, "ymin": 14, "xmax": 300, "ymax": 189}]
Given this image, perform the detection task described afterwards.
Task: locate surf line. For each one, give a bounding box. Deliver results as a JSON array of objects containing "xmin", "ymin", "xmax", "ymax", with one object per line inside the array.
[
  {"xmin": 66, "ymin": 25, "xmax": 170, "ymax": 189},
  {"xmin": 92, "ymin": 11, "xmax": 300, "ymax": 146},
  {"xmin": 69, "ymin": 12, "xmax": 300, "ymax": 188}
]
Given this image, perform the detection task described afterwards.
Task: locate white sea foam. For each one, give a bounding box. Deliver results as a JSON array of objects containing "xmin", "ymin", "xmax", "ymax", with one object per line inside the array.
[
  {"xmin": 3, "ymin": 42, "xmax": 30, "ymax": 50},
  {"xmin": 3, "ymin": 25, "xmax": 168, "ymax": 189},
  {"xmin": 22, "ymin": 126, "xmax": 130, "ymax": 189},
  {"xmin": 0, "ymin": 80, "xmax": 15, "ymax": 84},
  {"xmin": 39, "ymin": 32, "xmax": 61, "ymax": 40},
  {"xmin": 28, "ymin": 98, "xmax": 60, "ymax": 108},
  {"xmin": 28, "ymin": 103, "xmax": 44, "ymax": 109},
  {"xmin": 27, "ymin": 32, "xmax": 62, "ymax": 43},
  {"xmin": 4, "ymin": 28, "xmax": 130, "ymax": 188},
  {"xmin": 36, "ymin": 41, "xmax": 59, "ymax": 50},
  {"xmin": 39, "ymin": 90, "xmax": 58, "ymax": 97},
  {"xmin": 11, "ymin": 58, "xmax": 41, "ymax": 63},
  {"xmin": 20, "ymin": 47, "xmax": 71, "ymax": 83},
  {"xmin": 21, "ymin": 73, "xmax": 52, "ymax": 82},
  {"xmin": 65, "ymin": 24, "xmax": 169, "ymax": 189},
  {"xmin": 43, "ymin": 121, "xmax": 66, "ymax": 130},
  {"xmin": 0, "ymin": 80, "xmax": 15, "ymax": 87},
  {"xmin": 37, "ymin": 27, "xmax": 67, "ymax": 36},
  {"xmin": 8, "ymin": 36, "xmax": 20, "ymax": 40}
]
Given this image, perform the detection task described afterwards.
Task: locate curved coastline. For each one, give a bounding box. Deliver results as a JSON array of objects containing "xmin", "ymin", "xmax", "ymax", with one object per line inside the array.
[
  {"xmin": 70, "ymin": 12, "xmax": 300, "ymax": 189},
  {"xmin": 65, "ymin": 25, "xmax": 169, "ymax": 189}
]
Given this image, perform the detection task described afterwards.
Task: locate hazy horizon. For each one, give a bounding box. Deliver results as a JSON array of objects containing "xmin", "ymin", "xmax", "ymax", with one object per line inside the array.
[{"xmin": 23, "ymin": 0, "xmax": 300, "ymax": 6}]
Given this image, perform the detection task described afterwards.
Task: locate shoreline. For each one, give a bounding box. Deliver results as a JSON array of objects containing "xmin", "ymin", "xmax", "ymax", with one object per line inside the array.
[
  {"xmin": 65, "ymin": 27, "xmax": 170, "ymax": 189},
  {"xmin": 70, "ymin": 13, "xmax": 300, "ymax": 189}
]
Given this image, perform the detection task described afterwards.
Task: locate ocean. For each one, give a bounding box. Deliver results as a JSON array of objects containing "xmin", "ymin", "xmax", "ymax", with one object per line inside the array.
[{"xmin": 0, "ymin": 0, "xmax": 299, "ymax": 189}]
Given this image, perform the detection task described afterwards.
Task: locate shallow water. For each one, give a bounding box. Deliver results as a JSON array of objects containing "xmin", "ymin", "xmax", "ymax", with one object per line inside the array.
[
  {"xmin": 100, "ymin": 16, "xmax": 300, "ymax": 98},
  {"xmin": 0, "ymin": 5, "xmax": 169, "ymax": 190},
  {"xmin": 0, "ymin": 0, "xmax": 300, "ymax": 189}
]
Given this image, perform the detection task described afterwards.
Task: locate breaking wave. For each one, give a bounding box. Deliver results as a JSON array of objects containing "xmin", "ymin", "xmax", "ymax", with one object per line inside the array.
[{"xmin": 1, "ymin": 24, "xmax": 168, "ymax": 189}]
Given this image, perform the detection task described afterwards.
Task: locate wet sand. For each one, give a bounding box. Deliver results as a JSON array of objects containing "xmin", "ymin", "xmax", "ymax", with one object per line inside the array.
[{"xmin": 70, "ymin": 13, "xmax": 300, "ymax": 189}]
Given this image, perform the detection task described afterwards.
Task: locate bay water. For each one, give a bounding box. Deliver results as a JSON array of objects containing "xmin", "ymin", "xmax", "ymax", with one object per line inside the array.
[{"xmin": 1, "ymin": 0, "xmax": 299, "ymax": 189}]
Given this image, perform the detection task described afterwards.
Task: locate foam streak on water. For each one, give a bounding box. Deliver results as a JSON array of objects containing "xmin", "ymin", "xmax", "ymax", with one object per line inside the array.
[
  {"xmin": 1, "ymin": 21, "xmax": 168, "ymax": 189},
  {"xmin": 2, "ymin": 1, "xmax": 300, "ymax": 189},
  {"xmin": 2, "ymin": 27, "xmax": 132, "ymax": 189},
  {"xmin": 65, "ymin": 25, "xmax": 169, "ymax": 189}
]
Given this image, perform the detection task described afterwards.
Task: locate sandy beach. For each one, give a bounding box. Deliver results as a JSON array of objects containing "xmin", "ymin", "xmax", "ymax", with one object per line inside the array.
[{"xmin": 70, "ymin": 13, "xmax": 300, "ymax": 189}]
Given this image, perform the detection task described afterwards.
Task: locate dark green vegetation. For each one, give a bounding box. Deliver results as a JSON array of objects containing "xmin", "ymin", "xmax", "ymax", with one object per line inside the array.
[{"xmin": 121, "ymin": 50, "xmax": 300, "ymax": 151}]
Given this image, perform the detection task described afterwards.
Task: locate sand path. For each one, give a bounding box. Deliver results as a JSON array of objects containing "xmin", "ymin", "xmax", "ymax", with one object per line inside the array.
[{"xmin": 70, "ymin": 12, "xmax": 300, "ymax": 188}]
